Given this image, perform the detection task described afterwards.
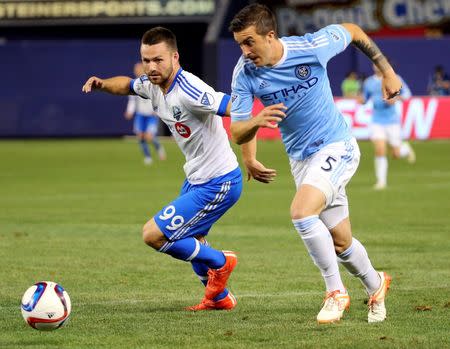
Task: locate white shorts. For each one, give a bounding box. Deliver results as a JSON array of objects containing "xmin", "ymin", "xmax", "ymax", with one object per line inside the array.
[
  {"xmin": 289, "ymin": 138, "xmax": 360, "ymax": 210},
  {"xmin": 370, "ymin": 123, "xmax": 402, "ymax": 147}
]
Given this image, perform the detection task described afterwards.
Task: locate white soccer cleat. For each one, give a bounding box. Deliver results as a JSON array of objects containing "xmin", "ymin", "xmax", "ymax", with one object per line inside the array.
[
  {"xmin": 317, "ymin": 290, "xmax": 350, "ymax": 324},
  {"xmin": 368, "ymin": 271, "xmax": 392, "ymax": 323},
  {"xmin": 158, "ymin": 148, "xmax": 167, "ymax": 161},
  {"xmin": 144, "ymin": 157, "xmax": 153, "ymax": 165},
  {"xmin": 406, "ymin": 143, "xmax": 416, "ymax": 164},
  {"xmin": 373, "ymin": 182, "xmax": 386, "ymax": 190}
]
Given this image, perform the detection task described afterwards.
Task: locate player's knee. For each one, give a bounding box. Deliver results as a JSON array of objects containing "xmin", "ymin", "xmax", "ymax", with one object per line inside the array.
[
  {"xmin": 290, "ymin": 206, "xmax": 314, "ymax": 220},
  {"xmin": 142, "ymin": 220, "xmax": 165, "ymax": 250},
  {"xmin": 374, "ymin": 148, "xmax": 385, "ymax": 157},
  {"xmin": 328, "ymin": 218, "xmax": 352, "ymax": 254},
  {"xmin": 145, "ymin": 133, "xmax": 153, "ymax": 142},
  {"xmin": 334, "ymin": 237, "xmax": 352, "ymax": 255}
]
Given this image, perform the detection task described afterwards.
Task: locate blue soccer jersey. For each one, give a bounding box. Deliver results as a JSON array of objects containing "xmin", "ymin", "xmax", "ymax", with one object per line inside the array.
[
  {"xmin": 363, "ymin": 74, "xmax": 411, "ymax": 125},
  {"xmin": 231, "ymin": 24, "xmax": 352, "ymax": 160}
]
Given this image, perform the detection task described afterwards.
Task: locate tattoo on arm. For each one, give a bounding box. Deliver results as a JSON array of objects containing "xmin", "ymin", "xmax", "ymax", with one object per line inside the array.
[{"xmin": 354, "ymin": 38, "xmax": 390, "ymax": 72}]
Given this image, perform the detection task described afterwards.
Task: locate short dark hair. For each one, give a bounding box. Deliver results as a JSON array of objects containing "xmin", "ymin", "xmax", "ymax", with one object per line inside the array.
[
  {"xmin": 229, "ymin": 4, "xmax": 277, "ymax": 36},
  {"xmin": 141, "ymin": 26, "xmax": 178, "ymax": 51}
]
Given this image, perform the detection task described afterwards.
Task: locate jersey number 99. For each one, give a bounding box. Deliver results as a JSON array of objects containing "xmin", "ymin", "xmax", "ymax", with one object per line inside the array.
[{"xmin": 159, "ymin": 205, "xmax": 185, "ymax": 231}]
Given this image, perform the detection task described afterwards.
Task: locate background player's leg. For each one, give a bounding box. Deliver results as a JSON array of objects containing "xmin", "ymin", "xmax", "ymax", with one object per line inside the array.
[
  {"xmin": 373, "ymin": 139, "xmax": 387, "ymax": 189},
  {"xmin": 398, "ymin": 142, "xmax": 415, "ymax": 163},
  {"xmin": 137, "ymin": 117, "xmax": 152, "ymax": 164},
  {"xmin": 139, "ymin": 134, "xmax": 152, "ymax": 164},
  {"xmin": 389, "ymin": 124, "xmax": 415, "ymax": 163},
  {"xmin": 146, "ymin": 119, "xmax": 166, "ymax": 160}
]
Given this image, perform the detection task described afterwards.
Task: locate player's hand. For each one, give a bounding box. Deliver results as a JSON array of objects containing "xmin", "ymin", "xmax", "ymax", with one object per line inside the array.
[
  {"xmin": 382, "ymin": 71, "xmax": 402, "ymax": 100},
  {"xmin": 244, "ymin": 159, "xmax": 277, "ymax": 184},
  {"xmin": 254, "ymin": 103, "xmax": 287, "ymax": 129},
  {"xmin": 82, "ymin": 76, "xmax": 104, "ymax": 93},
  {"xmin": 385, "ymin": 97, "xmax": 397, "ymax": 105},
  {"xmin": 124, "ymin": 112, "xmax": 133, "ymax": 120}
]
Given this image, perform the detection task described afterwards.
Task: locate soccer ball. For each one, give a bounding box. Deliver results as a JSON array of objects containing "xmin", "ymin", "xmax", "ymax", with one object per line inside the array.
[{"xmin": 21, "ymin": 281, "xmax": 71, "ymax": 331}]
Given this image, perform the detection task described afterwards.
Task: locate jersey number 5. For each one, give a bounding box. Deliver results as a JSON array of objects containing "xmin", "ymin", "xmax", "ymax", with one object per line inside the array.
[
  {"xmin": 321, "ymin": 156, "xmax": 337, "ymax": 172},
  {"xmin": 159, "ymin": 205, "xmax": 185, "ymax": 231}
]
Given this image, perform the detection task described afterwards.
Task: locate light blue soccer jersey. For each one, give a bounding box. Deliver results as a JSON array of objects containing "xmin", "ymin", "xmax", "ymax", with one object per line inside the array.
[
  {"xmin": 231, "ymin": 24, "xmax": 352, "ymax": 160},
  {"xmin": 363, "ymin": 75, "xmax": 411, "ymax": 124}
]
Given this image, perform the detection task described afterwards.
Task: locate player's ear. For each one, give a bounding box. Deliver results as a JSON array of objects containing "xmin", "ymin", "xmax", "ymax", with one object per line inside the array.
[
  {"xmin": 173, "ymin": 51, "xmax": 179, "ymax": 62},
  {"xmin": 267, "ymin": 30, "xmax": 276, "ymax": 41}
]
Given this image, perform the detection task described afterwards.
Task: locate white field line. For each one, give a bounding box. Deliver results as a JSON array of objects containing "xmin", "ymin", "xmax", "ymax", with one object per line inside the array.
[
  {"xmin": 4, "ymin": 285, "xmax": 448, "ymax": 310},
  {"xmin": 394, "ymin": 171, "xmax": 450, "ymax": 178}
]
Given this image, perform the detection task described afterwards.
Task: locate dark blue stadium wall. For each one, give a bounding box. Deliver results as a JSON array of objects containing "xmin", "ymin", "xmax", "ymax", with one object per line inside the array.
[
  {"xmin": 1, "ymin": 36, "xmax": 449, "ymax": 137},
  {"xmin": 0, "ymin": 39, "xmax": 140, "ymax": 137},
  {"xmin": 217, "ymin": 37, "xmax": 450, "ymax": 97}
]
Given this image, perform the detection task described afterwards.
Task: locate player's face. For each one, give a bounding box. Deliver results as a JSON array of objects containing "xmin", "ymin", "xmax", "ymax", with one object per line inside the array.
[
  {"xmin": 140, "ymin": 42, "xmax": 178, "ymax": 87},
  {"xmin": 233, "ymin": 25, "xmax": 275, "ymax": 67}
]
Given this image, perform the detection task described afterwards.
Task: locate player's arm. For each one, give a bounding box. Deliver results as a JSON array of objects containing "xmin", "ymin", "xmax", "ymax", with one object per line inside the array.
[
  {"xmin": 230, "ymin": 103, "xmax": 279, "ymax": 183},
  {"xmin": 240, "ymin": 137, "xmax": 277, "ymax": 183},
  {"xmin": 230, "ymin": 103, "xmax": 286, "ymax": 145},
  {"xmin": 82, "ymin": 76, "xmax": 132, "ymax": 95},
  {"xmin": 341, "ymin": 23, "xmax": 402, "ymax": 100}
]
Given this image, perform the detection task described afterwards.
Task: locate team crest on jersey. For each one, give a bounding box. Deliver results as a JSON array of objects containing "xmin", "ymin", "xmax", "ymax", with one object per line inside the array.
[
  {"xmin": 172, "ymin": 106, "xmax": 182, "ymax": 120},
  {"xmin": 259, "ymin": 80, "xmax": 270, "ymax": 89},
  {"xmin": 201, "ymin": 92, "xmax": 214, "ymax": 106},
  {"xmin": 295, "ymin": 64, "xmax": 311, "ymax": 80},
  {"xmin": 175, "ymin": 122, "xmax": 191, "ymax": 138}
]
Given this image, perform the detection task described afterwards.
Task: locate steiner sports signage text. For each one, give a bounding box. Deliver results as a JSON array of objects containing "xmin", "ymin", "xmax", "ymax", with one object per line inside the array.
[{"xmin": 0, "ymin": 0, "xmax": 215, "ymax": 25}]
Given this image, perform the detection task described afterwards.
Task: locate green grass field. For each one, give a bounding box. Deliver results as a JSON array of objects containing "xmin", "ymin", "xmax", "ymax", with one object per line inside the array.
[{"xmin": 0, "ymin": 139, "xmax": 449, "ymax": 348}]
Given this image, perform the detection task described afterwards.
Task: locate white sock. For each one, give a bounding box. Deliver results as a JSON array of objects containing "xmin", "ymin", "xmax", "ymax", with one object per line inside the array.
[
  {"xmin": 337, "ymin": 238, "xmax": 381, "ymax": 294},
  {"xmin": 375, "ymin": 156, "xmax": 387, "ymax": 185},
  {"xmin": 399, "ymin": 142, "xmax": 410, "ymax": 158},
  {"xmin": 293, "ymin": 216, "xmax": 345, "ymax": 293}
]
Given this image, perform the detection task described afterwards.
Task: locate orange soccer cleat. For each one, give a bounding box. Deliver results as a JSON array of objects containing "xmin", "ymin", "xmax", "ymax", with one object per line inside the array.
[
  {"xmin": 186, "ymin": 292, "xmax": 237, "ymax": 311},
  {"xmin": 317, "ymin": 290, "xmax": 350, "ymax": 324},
  {"xmin": 204, "ymin": 251, "xmax": 238, "ymax": 300},
  {"xmin": 368, "ymin": 271, "xmax": 392, "ymax": 323}
]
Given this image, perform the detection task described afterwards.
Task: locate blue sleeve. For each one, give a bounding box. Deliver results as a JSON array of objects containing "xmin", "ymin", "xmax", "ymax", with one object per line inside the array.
[
  {"xmin": 129, "ymin": 79, "xmax": 136, "ymax": 95},
  {"xmin": 217, "ymin": 94, "xmax": 230, "ymax": 117},
  {"xmin": 230, "ymin": 67, "xmax": 254, "ymax": 122},
  {"xmin": 312, "ymin": 24, "xmax": 352, "ymax": 67}
]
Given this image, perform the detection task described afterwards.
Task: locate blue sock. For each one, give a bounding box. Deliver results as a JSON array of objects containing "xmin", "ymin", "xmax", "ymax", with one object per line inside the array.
[
  {"xmin": 191, "ymin": 261, "xmax": 229, "ymax": 301},
  {"xmin": 152, "ymin": 138, "xmax": 161, "ymax": 151},
  {"xmin": 139, "ymin": 139, "xmax": 151, "ymax": 158},
  {"xmin": 159, "ymin": 237, "xmax": 225, "ymax": 269}
]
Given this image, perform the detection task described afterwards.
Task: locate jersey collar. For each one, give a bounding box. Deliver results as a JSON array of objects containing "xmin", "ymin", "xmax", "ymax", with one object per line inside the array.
[
  {"xmin": 166, "ymin": 67, "xmax": 183, "ymax": 94},
  {"xmin": 272, "ymin": 39, "xmax": 288, "ymax": 68}
]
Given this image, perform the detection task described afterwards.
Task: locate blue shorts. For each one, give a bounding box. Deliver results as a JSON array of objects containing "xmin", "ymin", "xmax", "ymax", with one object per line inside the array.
[
  {"xmin": 154, "ymin": 167, "xmax": 242, "ymax": 241},
  {"xmin": 133, "ymin": 114, "xmax": 159, "ymax": 136}
]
